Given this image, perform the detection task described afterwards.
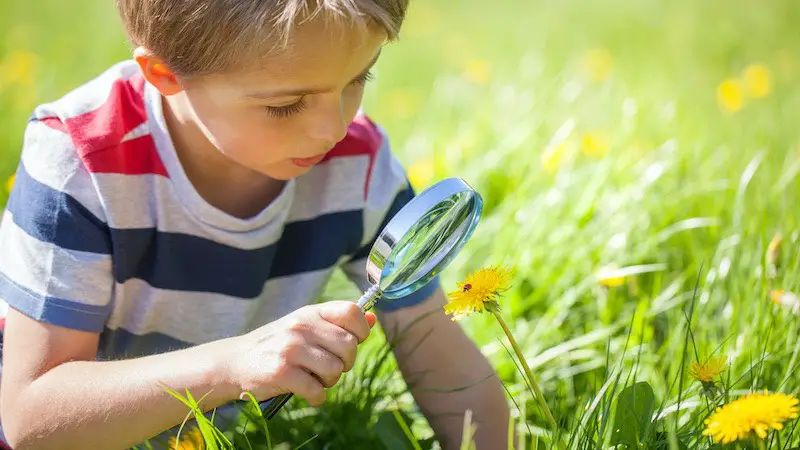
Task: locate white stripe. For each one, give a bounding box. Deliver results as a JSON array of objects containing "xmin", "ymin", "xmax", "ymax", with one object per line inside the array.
[
  {"xmin": 106, "ymin": 268, "xmax": 334, "ymax": 344},
  {"xmin": 121, "ymin": 121, "xmax": 150, "ymax": 143},
  {"xmin": 0, "ymin": 211, "xmax": 113, "ymax": 307},
  {"xmin": 289, "ymin": 155, "xmax": 370, "ymax": 222},
  {"xmin": 34, "ymin": 60, "xmax": 141, "ymax": 121},
  {"xmin": 360, "ymin": 136, "xmax": 408, "ymax": 247},
  {"xmin": 20, "ymin": 121, "xmax": 107, "ymax": 222},
  {"xmin": 94, "ymin": 173, "xmax": 288, "ymax": 249}
]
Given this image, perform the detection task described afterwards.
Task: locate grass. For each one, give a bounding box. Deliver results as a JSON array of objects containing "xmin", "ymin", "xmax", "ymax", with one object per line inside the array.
[{"xmin": 3, "ymin": 0, "xmax": 800, "ymax": 448}]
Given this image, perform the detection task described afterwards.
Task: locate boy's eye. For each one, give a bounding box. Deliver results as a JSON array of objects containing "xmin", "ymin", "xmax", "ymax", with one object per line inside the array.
[
  {"xmin": 265, "ymin": 98, "xmax": 307, "ymax": 119},
  {"xmin": 352, "ymin": 70, "xmax": 374, "ymax": 86}
]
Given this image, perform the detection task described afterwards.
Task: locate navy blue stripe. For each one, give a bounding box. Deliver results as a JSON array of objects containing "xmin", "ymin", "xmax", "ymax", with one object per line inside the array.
[
  {"xmin": 9, "ymin": 162, "xmax": 111, "ymax": 254},
  {"xmin": 111, "ymin": 210, "xmax": 363, "ymax": 298},
  {"xmin": 0, "ymin": 271, "xmax": 111, "ymax": 333},
  {"xmin": 98, "ymin": 327, "xmax": 192, "ymax": 359}
]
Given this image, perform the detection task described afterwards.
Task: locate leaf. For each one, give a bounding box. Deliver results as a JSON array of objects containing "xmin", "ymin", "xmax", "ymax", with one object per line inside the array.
[
  {"xmin": 610, "ymin": 382, "xmax": 656, "ymax": 448},
  {"xmin": 374, "ymin": 410, "xmax": 420, "ymax": 450},
  {"xmin": 652, "ymin": 431, "xmax": 688, "ymax": 450}
]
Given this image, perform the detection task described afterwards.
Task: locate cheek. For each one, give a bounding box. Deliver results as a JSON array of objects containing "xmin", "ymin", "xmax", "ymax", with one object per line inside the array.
[{"xmin": 342, "ymin": 86, "xmax": 366, "ymax": 118}]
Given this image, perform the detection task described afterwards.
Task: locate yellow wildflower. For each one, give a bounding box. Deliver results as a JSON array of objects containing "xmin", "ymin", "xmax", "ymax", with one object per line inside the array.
[
  {"xmin": 168, "ymin": 426, "xmax": 206, "ymax": 450},
  {"xmin": 581, "ymin": 132, "xmax": 611, "ymax": 158},
  {"xmin": 6, "ymin": 174, "xmax": 15, "ymax": 194},
  {"xmin": 770, "ymin": 289, "xmax": 800, "ymax": 314},
  {"xmin": 1, "ymin": 50, "xmax": 38, "ymax": 86},
  {"xmin": 387, "ymin": 89, "xmax": 420, "ymax": 120},
  {"xmin": 703, "ymin": 391, "xmax": 799, "ymax": 444},
  {"xmin": 582, "ymin": 48, "xmax": 613, "ymax": 82},
  {"xmin": 407, "ymin": 157, "xmax": 435, "ymax": 189},
  {"xmin": 717, "ymin": 79, "xmax": 744, "ymax": 113},
  {"xmin": 463, "ymin": 59, "xmax": 491, "ymax": 85},
  {"xmin": 541, "ymin": 141, "xmax": 569, "ymax": 175},
  {"xmin": 443, "ymin": 266, "xmax": 513, "ymax": 321},
  {"xmin": 689, "ymin": 356, "xmax": 727, "ymax": 383},
  {"xmin": 595, "ymin": 266, "xmax": 625, "ymax": 288},
  {"xmin": 742, "ymin": 64, "xmax": 772, "ymax": 99},
  {"xmin": 766, "ymin": 233, "xmax": 782, "ymax": 277}
]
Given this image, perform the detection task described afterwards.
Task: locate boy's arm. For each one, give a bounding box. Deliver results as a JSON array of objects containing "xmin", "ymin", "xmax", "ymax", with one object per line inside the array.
[
  {"xmin": 0, "ymin": 307, "xmax": 239, "ymax": 450},
  {"xmin": 376, "ymin": 288, "xmax": 510, "ymax": 450}
]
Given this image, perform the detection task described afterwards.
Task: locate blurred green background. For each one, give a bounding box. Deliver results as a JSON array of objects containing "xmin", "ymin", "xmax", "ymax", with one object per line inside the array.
[{"xmin": 3, "ymin": 0, "xmax": 800, "ymax": 448}]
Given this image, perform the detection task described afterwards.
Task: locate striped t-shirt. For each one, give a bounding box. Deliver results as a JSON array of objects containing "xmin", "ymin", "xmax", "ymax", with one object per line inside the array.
[{"xmin": 0, "ymin": 60, "xmax": 438, "ymax": 362}]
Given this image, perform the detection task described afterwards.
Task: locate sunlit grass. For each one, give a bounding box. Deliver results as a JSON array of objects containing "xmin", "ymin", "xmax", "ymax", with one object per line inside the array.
[{"xmin": 3, "ymin": 0, "xmax": 800, "ymax": 448}]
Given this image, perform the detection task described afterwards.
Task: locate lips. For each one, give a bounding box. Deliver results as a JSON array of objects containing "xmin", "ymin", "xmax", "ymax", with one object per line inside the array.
[{"xmin": 291, "ymin": 154, "xmax": 327, "ymax": 168}]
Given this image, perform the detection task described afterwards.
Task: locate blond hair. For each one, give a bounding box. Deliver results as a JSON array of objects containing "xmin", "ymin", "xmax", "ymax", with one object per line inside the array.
[{"xmin": 117, "ymin": 0, "xmax": 407, "ymax": 77}]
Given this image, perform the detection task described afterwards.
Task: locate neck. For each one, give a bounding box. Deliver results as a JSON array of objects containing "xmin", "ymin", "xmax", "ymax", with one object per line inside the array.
[{"xmin": 161, "ymin": 94, "xmax": 285, "ymax": 219}]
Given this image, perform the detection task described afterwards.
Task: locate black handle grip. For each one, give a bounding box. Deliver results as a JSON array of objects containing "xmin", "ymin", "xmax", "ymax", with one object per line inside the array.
[{"xmin": 259, "ymin": 393, "xmax": 293, "ymax": 419}]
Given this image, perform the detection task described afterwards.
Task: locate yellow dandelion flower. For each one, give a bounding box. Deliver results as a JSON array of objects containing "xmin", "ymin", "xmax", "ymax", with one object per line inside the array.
[
  {"xmin": 463, "ymin": 59, "xmax": 491, "ymax": 85},
  {"xmin": 595, "ymin": 266, "xmax": 625, "ymax": 288},
  {"xmin": 717, "ymin": 78, "xmax": 744, "ymax": 113},
  {"xmin": 743, "ymin": 64, "xmax": 772, "ymax": 99},
  {"xmin": 703, "ymin": 391, "xmax": 799, "ymax": 444},
  {"xmin": 168, "ymin": 426, "xmax": 206, "ymax": 450},
  {"xmin": 689, "ymin": 356, "xmax": 727, "ymax": 383},
  {"xmin": 443, "ymin": 266, "xmax": 513, "ymax": 321},
  {"xmin": 582, "ymin": 48, "xmax": 613, "ymax": 83},
  {"xmin": 770, "ymin": 289, "xmax": 800, "ymax": 314},
  {"xmin": 1, "ymin": 50, "xmax": 38, "ymax": 86},
  {"xmin": 581, "ymin": 132, "xmax": 611, "ymax": 158},
  {"xmin": 407, "ymin": 157, "xmax": 435, "ymax": 190},
  {"xmin": 386, "ymin": 89, "xmax": 421, "ymax": 120},
  {"xmin": 6, "ymin": 174, "xmax": 15, "ymax": 194},
  {"xmin": 767, "ymin": 233, "xmax": 782, "ymax": 266},
  {"xmin": 541, "ymin": 141, "xmax": 569, "ymax": 175}
]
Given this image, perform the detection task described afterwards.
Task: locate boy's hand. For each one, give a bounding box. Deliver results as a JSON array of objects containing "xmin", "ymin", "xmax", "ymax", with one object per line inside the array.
[{"xmin": 224, "ymin": 301, "xmax": 376, "ymax": 406}]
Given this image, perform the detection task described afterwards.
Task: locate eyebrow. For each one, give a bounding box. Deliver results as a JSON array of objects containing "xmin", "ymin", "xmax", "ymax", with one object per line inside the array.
[{"xmin": 245, "ymin": 50, "xmax": 382, "ymax": 99}]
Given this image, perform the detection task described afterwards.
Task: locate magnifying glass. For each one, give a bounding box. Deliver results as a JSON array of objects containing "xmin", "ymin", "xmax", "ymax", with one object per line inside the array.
[{"xmin": 258, "ymin": 177, "xmax": 483, "ymax": 419}]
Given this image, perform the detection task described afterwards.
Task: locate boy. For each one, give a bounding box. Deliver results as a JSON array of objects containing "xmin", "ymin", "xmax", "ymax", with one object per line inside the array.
[{"xmin": 0, "ymin": 0, "xmax": 510, "ymax": 449}]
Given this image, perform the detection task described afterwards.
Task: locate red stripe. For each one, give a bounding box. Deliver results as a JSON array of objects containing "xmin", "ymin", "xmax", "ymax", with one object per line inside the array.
[
  {"xmin": 324, "ymin": 114, "xmax": 382, "ymax": 198},
  {"xmin": 81, "ymin": 135, "xmax": 167, "ymax": 176},
  {"xmin": 43, "ymin": 72, "xmax": 168, "ymax": 177}
]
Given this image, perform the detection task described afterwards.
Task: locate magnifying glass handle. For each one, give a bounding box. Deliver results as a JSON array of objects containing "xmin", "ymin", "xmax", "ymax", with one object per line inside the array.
[{"xmin": 259, "ymin": 285, "xmax": 384, "ymax": 419}]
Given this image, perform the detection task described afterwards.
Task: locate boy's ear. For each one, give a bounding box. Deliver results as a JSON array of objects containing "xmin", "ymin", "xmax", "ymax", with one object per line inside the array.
[{"xmin": 134, "ymin": 47, "xmax": 184, "ymax": 96}]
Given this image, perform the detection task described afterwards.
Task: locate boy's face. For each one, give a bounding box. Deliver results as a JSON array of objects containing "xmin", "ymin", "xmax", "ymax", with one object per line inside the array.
[{"xmin": 142, "ymin": 20, "xmax": 385, "ymax": 180}]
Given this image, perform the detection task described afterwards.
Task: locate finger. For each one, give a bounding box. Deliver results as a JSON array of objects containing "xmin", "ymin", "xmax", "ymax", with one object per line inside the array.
[
  {"xmin": 274, "ymin": 366, "xmax": 327, "ymax": 407},
  {"xmin": 365, "ymin": 311, "xmax": 377, "ymax": 329},
  {"xmin": 292, "ymin": 345, "xmax": 345, "ymax": 388},
  {"xmin": 318, "ymin": 301, "xmax": 371, "ymax": 343},
  {"xmin": 309, "ymin": 320, "xmax": 359, "ymax": 372}
]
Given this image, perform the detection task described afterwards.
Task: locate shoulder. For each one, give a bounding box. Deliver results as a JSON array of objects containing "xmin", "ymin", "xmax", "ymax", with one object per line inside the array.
[{"xmin": 26, "ymin": 60, "xmax": 164, "ymax": 178}]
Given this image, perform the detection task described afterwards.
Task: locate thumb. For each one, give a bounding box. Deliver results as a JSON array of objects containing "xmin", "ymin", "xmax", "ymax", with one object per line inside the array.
[{"xmin": 365, "ymin": 311, "xmax": 377, "ymax": 328}]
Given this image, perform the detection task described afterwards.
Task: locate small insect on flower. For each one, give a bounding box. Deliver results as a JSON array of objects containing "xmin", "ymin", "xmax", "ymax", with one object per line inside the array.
[
  {"xmin": 703, "ymin": 391, "xmax": 799, "ymax": 444},
  {"xmin": 443, "ymin": 266, "xmax": 513, "ymax": 321}
]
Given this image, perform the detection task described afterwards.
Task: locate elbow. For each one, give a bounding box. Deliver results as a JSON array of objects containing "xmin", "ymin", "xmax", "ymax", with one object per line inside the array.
[{"xmin": 1, "ymin": 389, "xmax": 45, "ymax": 450}]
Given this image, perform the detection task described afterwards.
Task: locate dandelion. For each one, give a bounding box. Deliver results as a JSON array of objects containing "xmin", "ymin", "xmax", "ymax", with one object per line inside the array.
[
  {"xmin": 770, "ymin": 289, "xmax": 800, "ymax": 315},
  {"xmin": 581, "ymin": 132, "xmax": 611, "ymax": 158},
  {"xmin": 690, "ymin": 356, "xmax": 727, "ymax": 383},
  {"xmin": 444, "ymin": 266, "xmax": 512, "ymax": 321},
  {"xmin": 766, "ymin": 233, "xmax": 782, "ymax": 279},
  {"xmin": 168, "ymin": 426, "xmax": 206, "ymax": 450},
  {"xmin": 387, "ymin": 89, "xmax": 421, "ymax": 120},
  {"xmin": 5, "ymin": 174, "xmax": 15, "ymax": 194},
  {"xmin": 541, "ymin": 141, "xmax": 569, "ymax": 174},
  {"xmin": 444, "ymin": 266, "xmax": 567, "ymax": 450},
  {"xmin": 582, "ymin": 48, "xmax": 613, "ymax": 82},
  {"xmin": 703, "ymin": 391, "xmax": 799, "ymax": 444},
  {"xmin": 717, "ymin": 78, "xmax": 744, "ymax": 113},
  {"xmin": 407, "ymin": 157, "xmax": 435, "ymax": 190},
  {"xmin": 463, "ymin": 59, "xmax": 491, "ymax": 85},
  {"xmin": 743, "ymin": 64, "xmax": 772, "ymax": 99},
  {"xmin": 595, "ymin": 265, "xmax": 626, "ymax": 288}
]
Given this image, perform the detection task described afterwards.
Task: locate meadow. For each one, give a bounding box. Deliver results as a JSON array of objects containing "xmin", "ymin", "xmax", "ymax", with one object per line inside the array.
[{"xmin": 2, "ymin": 0, "xmax": 800, "ymax": 448}]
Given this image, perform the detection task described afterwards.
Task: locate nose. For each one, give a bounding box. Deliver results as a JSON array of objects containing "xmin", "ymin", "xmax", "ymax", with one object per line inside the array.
[{"xmin": 309, "ymin": 102, "xmax": 348, "ymax": 148}]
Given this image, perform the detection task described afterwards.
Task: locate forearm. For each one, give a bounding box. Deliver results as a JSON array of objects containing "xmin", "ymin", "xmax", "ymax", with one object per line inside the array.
[
  {"xmin": 2, "ymin": 337, "xmax": 239, "ymax": 450},
  {"xmin": 380, "ymin": 296, "xmax": 510, "ymax": 449}
]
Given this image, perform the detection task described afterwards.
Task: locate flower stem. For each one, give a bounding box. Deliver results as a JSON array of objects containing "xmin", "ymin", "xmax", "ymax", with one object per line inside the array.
[{"xmin": 492, "ymin": 310, "xmax": 566, "ymax": 450}]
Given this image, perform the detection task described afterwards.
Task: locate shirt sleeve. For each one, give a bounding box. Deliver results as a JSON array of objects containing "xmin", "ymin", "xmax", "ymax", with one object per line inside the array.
[
  {"xmin": 340, "ymin": 120, "xmax": 440, "ymax": 313},
  {"xmin": 0, "ymin": 116, "xmax": 114, "ymax": 332}
]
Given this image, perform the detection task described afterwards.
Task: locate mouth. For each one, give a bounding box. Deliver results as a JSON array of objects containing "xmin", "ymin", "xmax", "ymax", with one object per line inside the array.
[{"xmin": 291, "ymin": 154, "xmax": 327, "ymax": 168}]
